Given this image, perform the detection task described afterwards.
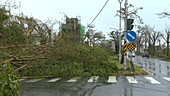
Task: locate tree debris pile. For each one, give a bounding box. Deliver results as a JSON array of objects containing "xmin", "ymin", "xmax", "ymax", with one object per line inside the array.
[{"xmin": 0, "ymin": 42, "xmax": 118, "ymax": 78}]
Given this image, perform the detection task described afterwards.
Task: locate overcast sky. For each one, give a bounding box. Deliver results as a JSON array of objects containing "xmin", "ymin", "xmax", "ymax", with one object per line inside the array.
[{"xmin": 1, "ymin": 0, "xmax": 170, "ymax": 38}]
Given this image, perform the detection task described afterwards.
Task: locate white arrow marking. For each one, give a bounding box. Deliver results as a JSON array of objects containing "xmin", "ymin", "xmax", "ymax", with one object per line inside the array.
[{"xmin": 128, "ymin": 33, "xmax": 135, "ymax": 39}]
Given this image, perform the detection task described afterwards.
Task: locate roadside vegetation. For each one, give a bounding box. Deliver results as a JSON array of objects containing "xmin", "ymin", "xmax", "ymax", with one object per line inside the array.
[
  {"xmin": 0, "ymin": 42, "xmax": 147, "ymax": 79},
  {"xmin": 0, "ymin": 40, "xmax": 118, "ymax": 78},
  {"xmin": 0, "ymin": 61, "xmax": 21, "ymax": 96},
  {"xmin": 109, "ymin": 56, "xmax": 148, "ymax": 75},
  {"xmin": 155, "ymin": 48, "xmax": 170, "ymax": 62}
]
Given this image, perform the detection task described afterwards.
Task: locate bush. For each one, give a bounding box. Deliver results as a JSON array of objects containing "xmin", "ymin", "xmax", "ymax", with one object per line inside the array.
[{"xmin": 0, "ymin": 62, "xmax": 21, "ymax": 96}]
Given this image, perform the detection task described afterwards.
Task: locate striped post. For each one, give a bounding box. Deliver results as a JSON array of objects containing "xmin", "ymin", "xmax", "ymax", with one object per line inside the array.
[{"xmin": 123, "ymin": 41, "xmax": 127, "ymax": 56}]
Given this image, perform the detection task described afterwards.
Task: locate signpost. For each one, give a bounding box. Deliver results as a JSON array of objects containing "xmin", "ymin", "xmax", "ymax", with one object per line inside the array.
[{"xmin": 126, "ymin": 31, "xmax": 137, "ymax": 72}]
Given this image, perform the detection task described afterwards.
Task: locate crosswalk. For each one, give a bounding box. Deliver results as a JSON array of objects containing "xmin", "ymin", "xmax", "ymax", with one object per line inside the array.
[
  {"xmin": 26, "ymin": 79, "xmax": 42, "ymax": 83},
  {"xmin": 47, "ymin": 78, "xmax": 60, "ymax": 83},
  {"xmin": 67, "ymin": 77, "xmax": 81, "ymax": 82},
  {"xmin": 87, "ymin": 76, "xmax": 99, "ymax": 82},
  {"xmin": 126, "ymin": 76, "xmax": 138, "ymax": 83},
  {"xmin": 163, "ymin": 77, "xmax": 170, "ymax": 81},
  {"xmin": 108, "ymin": 76, "xmax": 116, "ymax": 83},
  {"xmin": 20, "ymin": 76, "xmax": 170, "ymax": 85},
  {"xmin": 144, "ymin": 77, "xmax": 161, "ymax": 84}
]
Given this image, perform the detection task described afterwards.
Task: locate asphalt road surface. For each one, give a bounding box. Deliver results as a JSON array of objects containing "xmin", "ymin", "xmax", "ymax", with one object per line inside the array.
[{"xmin": 19, "ymin": 56, "xmax": 170, "ymax": 96}]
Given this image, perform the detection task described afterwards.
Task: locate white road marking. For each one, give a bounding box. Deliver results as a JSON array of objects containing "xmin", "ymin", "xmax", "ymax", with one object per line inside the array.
[
  {"xmin": 87, "ymin": 76, "xmax": 99, "ymax": 82},
  {"xmin": 27, "ymin": 79, "xmax": 42, "ymax": 83},
  {"xmin": 163, "ymin": 77, "xmax": 170, "ymax": 81},
  {"xmin": 128, "ymin": 33, "xmax": 135, "ymax": 39},
  {"xmin": 13, "ymin": 79, "xmax": 23, "ymax": 83},
  {"xmin": 126, "ymin": 76, "xmax": 138, "ymax": 83},
  {"xmin": 47, "ymin": 78, "xmax": 60, "ymax": 82},
  {"xmin": 108, "ymin": 76, "xmax": 116, "ymax": 83},
  {"xmin": 144, "ymin": 77, "xmax": 161, "ymax": 84},
  {"xmin": 19, "ymin": 79, "xmax": 25, "ymax": 81},
  {"xmin": 67, "ymin": 77, "xmax": 81, "ymax": 82}
]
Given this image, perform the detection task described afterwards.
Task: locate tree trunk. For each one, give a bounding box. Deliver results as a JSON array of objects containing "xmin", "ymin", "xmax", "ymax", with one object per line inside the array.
[
  {"xmin": 138, "ymin": 44, "xmax": 141, "ymax": 53},
  {"xmin": 167, "ymin": 42, "xmax": 169, "ymax": 56},
  {"xmin": 137, "ymin": 41, "xmax": 140, "ymax": 54},
  {"xmin": 115, "ymin": 41, "xmax": 119, "ymax": 54},
  {"xmin": 153, "ymin": 42, "xmax": 156, "ymax": 56},
  {"xmin": 149, "ymin": 44, "xmax": 152, "ymax": 56},
  {"xmin": 167, "ymin": 34, "xmax": 169, "ymax": 56}
]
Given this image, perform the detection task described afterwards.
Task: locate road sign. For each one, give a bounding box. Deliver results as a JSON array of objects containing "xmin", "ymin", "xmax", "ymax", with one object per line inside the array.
[
  {"xmin": 126, "ymin": 31, "xmax": 137, "ymax": 42},
  {"xmin": 127, "ymin": 43, "xmax": 135, "ymax": 52}
]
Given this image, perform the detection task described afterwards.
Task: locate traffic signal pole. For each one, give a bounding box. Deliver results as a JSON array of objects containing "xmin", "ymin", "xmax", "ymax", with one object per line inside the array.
[{"xmin": 123, "ymin": 0, "xmax": 128, "ymax": 70}]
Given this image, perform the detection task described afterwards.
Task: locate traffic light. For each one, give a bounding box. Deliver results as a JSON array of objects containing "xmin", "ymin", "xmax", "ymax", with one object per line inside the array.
[{"xmin": 127, "ymin": 19, "xmax": 134, "ymax": 30}]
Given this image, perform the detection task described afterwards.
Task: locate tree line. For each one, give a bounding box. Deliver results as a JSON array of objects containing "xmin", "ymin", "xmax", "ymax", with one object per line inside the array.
[{"xmin": 109, "ymin": 4, "xmax": 170, "ymax": 59}]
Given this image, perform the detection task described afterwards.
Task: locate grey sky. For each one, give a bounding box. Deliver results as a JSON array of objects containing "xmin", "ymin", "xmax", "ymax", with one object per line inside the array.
[{"xmin": 1, "ymin": 0, "xmax": 170, "ymax": 38}]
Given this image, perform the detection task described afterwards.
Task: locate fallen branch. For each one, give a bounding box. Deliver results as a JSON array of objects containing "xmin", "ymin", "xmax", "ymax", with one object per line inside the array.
[
  {"xmin": 0, "ymin": 44, "xmax": 54, "ymax": 49},
  {"xmin": 0, "ymin": 51, "xmax": 15, "ymax": 58},
  {"xmin": 15, "ymin": 64, "xmax": 27, "ymax": 71},
  {"xmin": 11, "ymin": 57, "xmax": 47, "ymax": 62}
]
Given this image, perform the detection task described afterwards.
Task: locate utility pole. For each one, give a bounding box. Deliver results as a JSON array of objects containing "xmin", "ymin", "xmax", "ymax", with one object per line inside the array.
[
  {"xmin": 124, "ymin": 0, "xmax": 128, "ymax": 70},
  {"xmin": 118, "ymin": 0, "xmax": 123, "ymax": 62}
]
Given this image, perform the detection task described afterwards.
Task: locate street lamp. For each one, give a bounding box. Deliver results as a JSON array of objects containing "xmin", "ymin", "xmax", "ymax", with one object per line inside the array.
[{"xmin": 118, "ymin": 0, "xmax": 123, "ymax": 62}]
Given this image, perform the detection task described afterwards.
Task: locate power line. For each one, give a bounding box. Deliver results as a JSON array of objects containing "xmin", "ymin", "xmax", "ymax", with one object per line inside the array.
[{"xmin": 86, "ymin": 0, "xmax": 109, "ymax": 30}]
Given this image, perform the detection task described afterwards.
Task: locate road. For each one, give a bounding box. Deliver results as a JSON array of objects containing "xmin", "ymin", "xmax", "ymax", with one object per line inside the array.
[
  {"xmin": 19, "ymin": 56, "xmax": 170, "ymax": 96},
  {"xmin": 133, "ymin": 56, "xmax": 170, "ymax": 77}
]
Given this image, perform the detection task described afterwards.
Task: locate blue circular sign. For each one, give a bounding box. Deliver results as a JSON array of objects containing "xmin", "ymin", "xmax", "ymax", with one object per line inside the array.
[{"xmin": 126, "ymin": 31, "xmax": 137, "ymax": 42}]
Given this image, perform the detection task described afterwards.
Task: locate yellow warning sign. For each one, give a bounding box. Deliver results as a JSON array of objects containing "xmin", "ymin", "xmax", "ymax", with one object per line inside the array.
[{"xmin": 127, "ymin": 43, "xmax": 135, "ymax": 52}]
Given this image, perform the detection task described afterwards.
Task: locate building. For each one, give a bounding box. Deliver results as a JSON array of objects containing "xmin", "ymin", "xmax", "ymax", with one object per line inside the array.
[{"xmin": 59, "ymin": 17, "xmax": 85, "ymax": 43}]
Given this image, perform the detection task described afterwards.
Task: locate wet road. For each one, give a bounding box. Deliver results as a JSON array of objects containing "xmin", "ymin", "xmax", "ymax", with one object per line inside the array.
[
  {"xmin": 133, "ymin": 56, "xmax": 170, "ymax": 77},
  {"xmin": 19, "ymin": 56, "xmax": 170, "ymax": 96}
]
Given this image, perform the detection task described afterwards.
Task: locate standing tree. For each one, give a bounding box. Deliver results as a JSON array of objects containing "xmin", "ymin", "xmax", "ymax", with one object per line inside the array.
[
  {"xmin": 149, "ymin": 28, "xmax": 161, "ymax": 56},
  {"xmin": 93, "ymin": 31, "xmax": 105, "ymax": 46},
  {"xmin": 136, "ymin": 25, "xmax": 146, "ymax": 54},
  {"xmin": 157, "ymin": 9, "xmax": 170, "ymax": 56},
  {"xmin": 85, "ymin": 24, "xmax": 95, "ymax": 46},
  {"xmin": 109, "ymin": 30, "xmax": 119, "ymax": 54},
  {"xmin": 86, "ymin": 30, "xmax": 104, "ymax": 47},
  {"xmin": 116, "ymin": 4, "xmax": 143, "ymax": 24},
  {"xmin": 161, "ymin": 27, "xmax": 170, "ymax": 56},
  {"xmin": 139, "ymin": 25, "xmax": 161, "ymax": 56}
]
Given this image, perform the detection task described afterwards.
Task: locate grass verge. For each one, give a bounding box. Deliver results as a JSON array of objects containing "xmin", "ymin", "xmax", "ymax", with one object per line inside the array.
[{"xmin": 108, "ymin": 56, "xmax": 148, "ymax": 76}]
